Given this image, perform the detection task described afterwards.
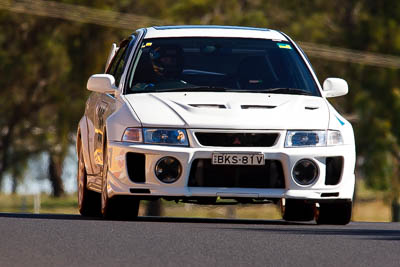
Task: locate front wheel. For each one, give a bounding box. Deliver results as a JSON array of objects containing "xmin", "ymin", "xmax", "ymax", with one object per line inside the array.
[
  {"xmin": 101, "ymin": 142, "xmax": 140, "ymax": 220},
  {"xmin": 77, "ymin": 144, "xmax": 101, "ymax": 217},
  {"xmin": 315, "ymin": 201, "xmax": 352, "ymax": 225},
  {"xmin": 281, "ymin": 199, "xmax": 315, "ymax": 222}
]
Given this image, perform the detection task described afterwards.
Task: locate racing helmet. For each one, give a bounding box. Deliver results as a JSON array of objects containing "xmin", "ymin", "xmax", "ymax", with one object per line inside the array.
[{"xmin": 149, "ymin": 45, "xmax": 184, "ymax": 78}]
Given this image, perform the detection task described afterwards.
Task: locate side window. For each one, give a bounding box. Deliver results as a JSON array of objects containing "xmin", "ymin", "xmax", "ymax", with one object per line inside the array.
[{"xmin": 107, "ymin": 39, "xmax": 130, "ymax": 86}]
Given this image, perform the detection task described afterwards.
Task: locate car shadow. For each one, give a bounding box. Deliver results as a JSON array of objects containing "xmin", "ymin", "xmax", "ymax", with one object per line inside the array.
[
  {"xmin": 0, "ymin": 212, "xmax": 308, "ymax": 225},
  {"xmin": 217, "ymin": 226, "xmax": 400, "ymax": 241},
  {"xmin": 0, "ymin": 212, "xmax": 399, "ymax": 241}
]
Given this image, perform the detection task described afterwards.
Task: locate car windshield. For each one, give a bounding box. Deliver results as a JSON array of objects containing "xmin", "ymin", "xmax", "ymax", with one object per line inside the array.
[{"xmin": 127, "ymin": 37, "xmax": 320, "ymax": 96}]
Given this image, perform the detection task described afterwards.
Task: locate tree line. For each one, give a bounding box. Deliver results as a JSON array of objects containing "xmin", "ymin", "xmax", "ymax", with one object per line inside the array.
[{"xmin": 0, "ymin": 0, "xmax": 399, "ymax": 217}]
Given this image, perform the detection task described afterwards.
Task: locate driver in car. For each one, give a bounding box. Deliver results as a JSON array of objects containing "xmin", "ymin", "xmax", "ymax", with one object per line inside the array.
[
  {"xmin": 130, "ymin": 44, "xmax": 186, "ymax": 91},
  {"xmin": 150, "ymin": 45, "xmax": 184, "ymax": 79}
]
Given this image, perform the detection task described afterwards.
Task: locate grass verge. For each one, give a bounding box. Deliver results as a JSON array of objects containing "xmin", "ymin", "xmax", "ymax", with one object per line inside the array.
[{"xmin": 0, "ymin": 192, "xmax": 391, "ymax": 222}]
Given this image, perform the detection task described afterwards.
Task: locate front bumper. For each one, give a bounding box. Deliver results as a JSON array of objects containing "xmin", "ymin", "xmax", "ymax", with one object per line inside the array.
[{"xmin": 105, "ymin": 136, "xmax": 355, "ymax": 202}]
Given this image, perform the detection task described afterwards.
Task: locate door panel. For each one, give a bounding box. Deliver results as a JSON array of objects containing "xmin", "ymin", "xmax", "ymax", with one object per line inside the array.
[{"xmin": 90, "ymin": 36, "xmax": 136, "ymax": 178}]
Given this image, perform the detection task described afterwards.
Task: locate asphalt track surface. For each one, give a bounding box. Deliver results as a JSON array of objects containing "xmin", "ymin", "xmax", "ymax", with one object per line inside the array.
[{"xmin": 0, "ymin": 213, "xmax": 399, "ymax": 267}]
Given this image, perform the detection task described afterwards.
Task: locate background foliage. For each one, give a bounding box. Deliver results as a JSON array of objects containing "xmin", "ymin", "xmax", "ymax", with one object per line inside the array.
[{"xmin": 0, "ymin": 0, "xmax": 400, "ymax": 217}]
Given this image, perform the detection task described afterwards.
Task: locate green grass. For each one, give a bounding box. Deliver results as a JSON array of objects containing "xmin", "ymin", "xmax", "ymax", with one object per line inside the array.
[
  {"xmin": 0, "ymin": 180, "xmax": 392, "ymax": 222},
  {"xmin": 0, "ymin": 193, "xmax": 79, "ymax": 214}
]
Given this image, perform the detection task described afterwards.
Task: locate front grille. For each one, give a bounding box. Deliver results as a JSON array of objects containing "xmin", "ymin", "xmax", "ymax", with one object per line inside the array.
[
  {"xmin": 195, "ymin": 132, "xmax": 278, "ymax": 147},
  {"xmin": 188, "ymin": 159, "xmax": 285, "ymax": 188},
  {"xmin": 325, "ymin": 156, "xmax": 343, "ymax": 185},
  {"xmin": 126, "ymin": 152, "xmax": 146, "ymax": 183}
]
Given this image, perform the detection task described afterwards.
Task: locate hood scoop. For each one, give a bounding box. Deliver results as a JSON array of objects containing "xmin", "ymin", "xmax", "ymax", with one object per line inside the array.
[
  {"xmin": 241, "ymin": 105, "xmax": 276, "ymax": 109},
  {"xmin": 189, "ymin": 104, "xmax": 226, "ymax": 109},
  {"xmin": 305, "ymin": 106, "xmax": 319, "ymax": 110},
  {"xmin": 124, "ymin": 93, "xmax": 330, "ymax": 129}
]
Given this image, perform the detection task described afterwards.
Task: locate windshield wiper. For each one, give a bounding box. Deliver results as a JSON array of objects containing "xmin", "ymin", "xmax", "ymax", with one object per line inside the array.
[
  {"xmin": 132, "ymin": 86, "xmax": 313, "ymax": 95},
  {"xmin": 260, "ymin": 87, "xmax": 313, "ymax": 95},
  {"xmin": 148, "ymin": 86, "xmax": 238, "ymax": 92}
]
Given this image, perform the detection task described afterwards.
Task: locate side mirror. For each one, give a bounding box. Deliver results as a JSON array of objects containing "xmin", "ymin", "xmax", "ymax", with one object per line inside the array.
[
  {"xmin": 323, "ymin": 78, "xmax": 348, "ymax": 98},
  {"xmin": 87, "ymin": 74, "xmax": 118, "ymax": 94}
]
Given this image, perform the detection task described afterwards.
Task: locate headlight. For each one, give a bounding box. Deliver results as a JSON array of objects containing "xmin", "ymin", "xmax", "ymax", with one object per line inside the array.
[
  {"xmin": 285, "ymin": 130, "xmax": 343, "ymax": 147},
  {"xmin": 144, "ymin": 128, "xmax": 189, "ymax": 146}
]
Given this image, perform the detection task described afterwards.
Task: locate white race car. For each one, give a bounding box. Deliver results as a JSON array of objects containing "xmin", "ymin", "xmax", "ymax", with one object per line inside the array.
[{"xmin": 76, "ymin": 25, "xmax": 355, "ymax": 224}]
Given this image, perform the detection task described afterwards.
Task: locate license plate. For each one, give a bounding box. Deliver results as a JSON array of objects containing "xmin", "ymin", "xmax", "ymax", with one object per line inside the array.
[{"xmin": 212, "ymin": 153, "xmax": 265, "ymax": 165}]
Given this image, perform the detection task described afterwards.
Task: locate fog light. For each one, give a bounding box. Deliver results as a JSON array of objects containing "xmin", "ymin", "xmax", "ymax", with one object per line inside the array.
[
  {"xmin": 155, "ymin": 157, "xmax": 182, "ymax": 183},
  {"xmin": 292, "ymin": 159, "xmax": 318, "ymax": 185}
]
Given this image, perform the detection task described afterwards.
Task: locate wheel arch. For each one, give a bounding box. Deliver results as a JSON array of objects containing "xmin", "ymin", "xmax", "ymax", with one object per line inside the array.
[
  {"xmin": 77, "ymin": 115, "xmax": 94, "ymax": 174},
  {"xmin": 102, "ymin": 126, "xmax": 109, "ymax": 169},
  {"xmin": 76, "ymin": 128, "xmax": 82, "ymax": 158}
]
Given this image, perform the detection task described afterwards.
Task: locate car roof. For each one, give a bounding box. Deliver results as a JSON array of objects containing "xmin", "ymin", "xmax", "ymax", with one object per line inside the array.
[{"xmin": 143, "ymin": 25, "xmax": 288, "ymax": 41}]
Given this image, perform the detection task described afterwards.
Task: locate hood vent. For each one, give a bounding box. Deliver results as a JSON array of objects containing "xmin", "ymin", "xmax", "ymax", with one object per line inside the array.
[
  {"xmin": 189, "ymin": 104, "xmax": 226, "ymax": 109},
  {"xmin": 241, "ymin": 105, "xmax": 276, "ymax": 109},
  {"xmin": 305, "ymin": 106, "xmax": 319, "ymax": 110}
]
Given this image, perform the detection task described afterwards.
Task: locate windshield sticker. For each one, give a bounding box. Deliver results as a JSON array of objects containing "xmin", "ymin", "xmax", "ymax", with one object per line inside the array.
[
  {"xmin": 249, "ymin": 80, "xmax": 262, "ymax": 84},
  {"xmin": 277, "ymin": 43, "xmax": 292, "ymax": 49},
  {"xmin": 336, "ymin": 115, "xmax": 345, "ymax": 126},
  {"xmin": 141, "ymin": 42, "xmax": 153, "ymax": 48}
]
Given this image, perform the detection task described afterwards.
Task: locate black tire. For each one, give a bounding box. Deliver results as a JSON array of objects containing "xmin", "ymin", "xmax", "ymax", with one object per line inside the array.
[
  {"xmin": 102, "ymin": 195, "xmax": 140, "ymax": 220},
  {"xmin": 77, "ymin": 144, "xmax": 101, "ymax": 217},
  {"xmin": 281, "ymin": 199, "xmax": 315, "ymax": 221},
  {"xmin": 316, "ymin": 201, "xmax": 352, "ymax": 225},
  {"xmin": 101, "ymin": 142, "xmax": 140, "ymax": 220}
]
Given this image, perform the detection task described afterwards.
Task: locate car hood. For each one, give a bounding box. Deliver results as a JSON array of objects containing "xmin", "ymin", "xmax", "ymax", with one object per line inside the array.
[{"xmin": 124, "ymin": 92, "xmax": 330, "ymax": 130}]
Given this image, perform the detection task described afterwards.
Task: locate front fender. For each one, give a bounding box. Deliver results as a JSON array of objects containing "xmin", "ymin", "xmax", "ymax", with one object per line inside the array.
[
  {"xmin": 77, "ymin": 115, "xmax": 94, "ymax": 175},
  {"xmin": 106, "ymin": 102, "xmax": 142, "ymax": 142}
]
